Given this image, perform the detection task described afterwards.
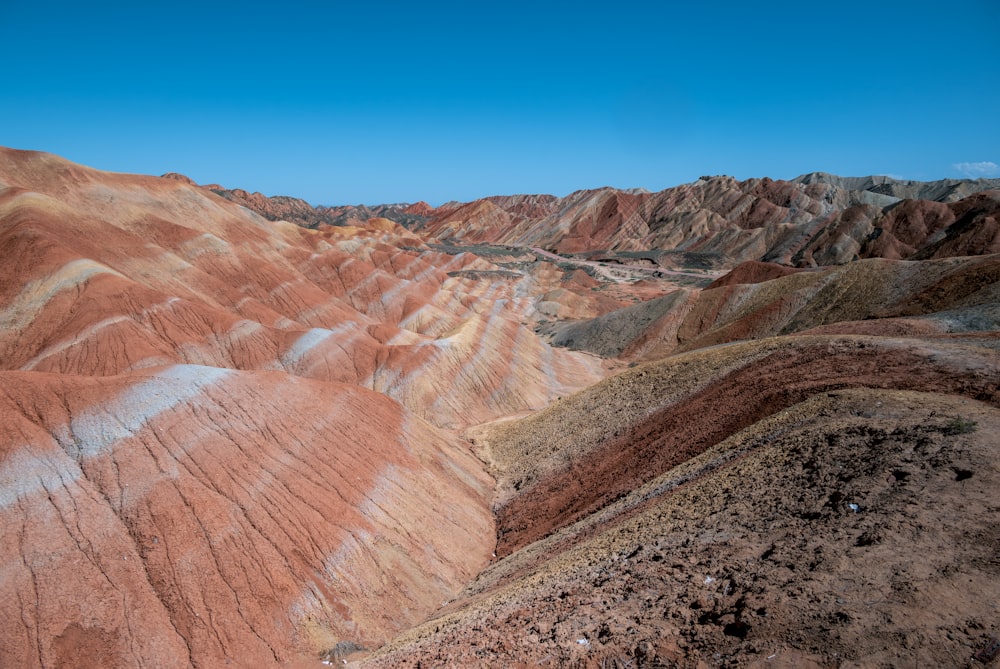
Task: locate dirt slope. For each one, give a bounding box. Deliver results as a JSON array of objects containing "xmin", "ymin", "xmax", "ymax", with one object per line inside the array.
[
  {"xmin": 365, "ymin": 388, "xmax": 1000, "ymax": 668},
  {"xmin": 483, "ymin": 335, "xmax": 999, "ymax": 556}
]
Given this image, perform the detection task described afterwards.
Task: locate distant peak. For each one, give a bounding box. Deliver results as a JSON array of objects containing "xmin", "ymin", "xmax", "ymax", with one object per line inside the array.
[
  {"xmin": 403, "ymin": 201, "xmax": 434, "ymax": 216},
  {"xmin": 161, "ymin": 172, "xmax": 197, "ymax": 185}
]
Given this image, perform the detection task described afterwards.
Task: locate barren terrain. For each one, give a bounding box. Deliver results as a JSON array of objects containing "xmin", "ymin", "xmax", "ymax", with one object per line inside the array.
[
  {"xmin": 369, "ymin": 388, "xmax": 999, "ymax": 668},
  {"xmin": 0, "ymin": 147, "xmax": 997, "ymax": 667}
]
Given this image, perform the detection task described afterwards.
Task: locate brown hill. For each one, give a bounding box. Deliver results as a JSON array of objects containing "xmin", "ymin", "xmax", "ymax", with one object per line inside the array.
[
  {"xmin": 485, "ymin": 335, "xmax": 999, "ymax": 556},
  {"xmin": 705, "ymin": 260, "xmax": 805, "ymax": 289}
]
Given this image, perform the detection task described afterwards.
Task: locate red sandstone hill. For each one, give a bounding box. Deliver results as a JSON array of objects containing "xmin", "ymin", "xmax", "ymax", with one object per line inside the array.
[
  {"xmin": 2, "ymin": 147, "xmax": 999, "ymax": 668},
  {"xmin": 415, "ymin": 176, "xmax": 1000, "ymax": 265},
  {"xmin": 0, "ymin": 147, "xmax": 606, "ymax": 666}
]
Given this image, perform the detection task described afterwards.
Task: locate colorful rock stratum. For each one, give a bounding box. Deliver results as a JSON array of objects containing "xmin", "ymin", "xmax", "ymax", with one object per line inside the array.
[{"xmin": 0, "ymin": 147, "xmax": 998, "ymax": 668}]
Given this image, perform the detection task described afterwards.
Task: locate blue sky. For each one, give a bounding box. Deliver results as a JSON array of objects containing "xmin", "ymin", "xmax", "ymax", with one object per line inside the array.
[{"xmin": 2, "ymin": 1, "xmax": 998, "ymax": 205}]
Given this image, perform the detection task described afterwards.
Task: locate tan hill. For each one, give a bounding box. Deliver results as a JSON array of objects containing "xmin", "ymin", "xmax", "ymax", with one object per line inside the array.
[{"xmin": 2, "ymin": 147, "xmax": 998, "ymax": 668}]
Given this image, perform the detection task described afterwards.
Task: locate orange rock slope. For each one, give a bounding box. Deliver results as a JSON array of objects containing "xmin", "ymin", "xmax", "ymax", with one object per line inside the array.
[
  {"xmin": 0, "ymin": 147, "xmax": 606, "ymax": 667},
  {"xmin": 0, "ymin": 366, "xmax": 492, "ymax": 667}
]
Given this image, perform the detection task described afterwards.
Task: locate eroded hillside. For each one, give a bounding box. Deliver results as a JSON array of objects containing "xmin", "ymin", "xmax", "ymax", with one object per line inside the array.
[
  {"xmin": 0, "ymin": 148, "xmax": 610, "ymax": 667},
  {"xmin": 1, "ymin": 147, "xmax": 998, "ymax": 668},
  {"xmin": 416, "ymin": 174, "xmax": 1000, "ymax": 264}
]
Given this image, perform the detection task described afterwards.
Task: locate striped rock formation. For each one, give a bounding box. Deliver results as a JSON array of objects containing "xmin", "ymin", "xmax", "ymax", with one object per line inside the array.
[
  {"xmin": 417, "ymin": 176, "xmax": 1000, "ymax": 264},
  {"xmin": 0, "ymin": 365, "xmax": 492, "ymax": 666},
  {"xmin": 0, "ymin": 148, "xmax": 606, "ymax": 666}
]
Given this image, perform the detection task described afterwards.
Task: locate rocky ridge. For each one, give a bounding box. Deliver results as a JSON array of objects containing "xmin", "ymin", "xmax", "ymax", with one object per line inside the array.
[
  {"xmin": 169, "ymin": 170, "xmax": 1000, "ymax": 268},
  {"xmin": 416, "ymin": 175, "xmax": 1000, "ymax": 265},
  {"xmin": 161, "ymin": 173, "xmax": 433, "ymax": 231}
]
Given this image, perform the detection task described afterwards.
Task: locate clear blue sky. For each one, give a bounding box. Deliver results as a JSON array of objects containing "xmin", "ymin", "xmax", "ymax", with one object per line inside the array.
[{"xmin": 2, "ymin": 0, "xmax": 998, "ymax": 205}]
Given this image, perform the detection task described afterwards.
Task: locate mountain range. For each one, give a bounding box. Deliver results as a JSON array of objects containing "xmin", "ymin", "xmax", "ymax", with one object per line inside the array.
[{"xmin": 204, "ymin": 170, "xmax": 1000, "ymax": 266}]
